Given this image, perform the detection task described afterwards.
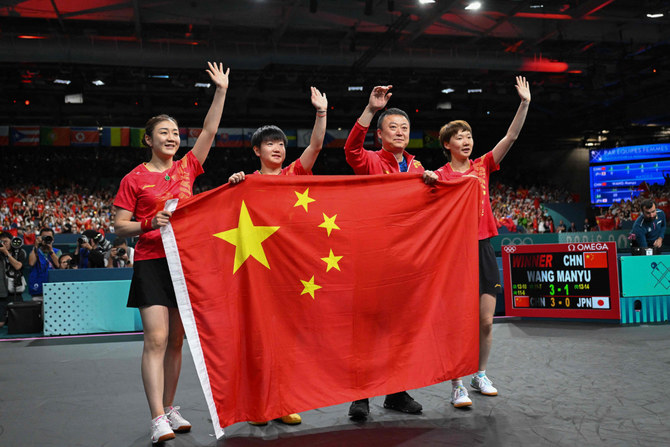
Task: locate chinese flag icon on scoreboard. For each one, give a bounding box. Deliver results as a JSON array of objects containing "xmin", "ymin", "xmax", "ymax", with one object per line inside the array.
[
  {"xmin": 583, "ymin": 251, "xmax": 608, "ymax": 268},
  {"xmin": 515, "ymin": 296, "xmax": 530, "ymax": 308}
]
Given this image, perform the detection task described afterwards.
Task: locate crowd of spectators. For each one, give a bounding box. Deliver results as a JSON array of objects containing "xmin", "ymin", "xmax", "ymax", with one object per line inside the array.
[
  {"xmin": 491, "ymin": 182, "xmax": 577, "ymax": 234},
  {"xmin": 1, "ymin": 146, "xmax": 667, "ymax": 238}
]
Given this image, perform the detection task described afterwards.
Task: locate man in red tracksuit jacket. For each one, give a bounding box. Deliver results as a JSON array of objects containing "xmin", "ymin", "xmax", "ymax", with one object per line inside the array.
[{"xmin": 343, "ymin": 85, "xmax": 425, "ymax": 421}]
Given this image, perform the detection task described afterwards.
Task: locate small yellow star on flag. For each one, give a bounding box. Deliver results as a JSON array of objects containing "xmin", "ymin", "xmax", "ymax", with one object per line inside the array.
[
  {"xmin": 300, "ymin": 275, "xmax": 322, "ymax": 299},
  {"xmin": 214, "ymin": 200, "xmax": 280, "ymax": 274},
  {"xmin": 294, "ymin": 188, "xmax": 315, "ymax": 212},
  {"xmin": 318, "ymin": 213, "xmax": 340, "ymax": 236},
  {"xmin": 321, "ymin": 249, "xmax": 343, "ymax": 272}
]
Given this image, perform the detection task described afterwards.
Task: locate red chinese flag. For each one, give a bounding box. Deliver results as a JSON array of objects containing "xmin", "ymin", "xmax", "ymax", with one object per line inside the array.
[
  {"xmin": 583, "ymin": 251, "xmax": 608, "ymax": 268},
  {"xmin": 515, "ymin": 296, "xmax": 530, "ymax": 308},
  {"xmin": 162, "ymin": 174, "xmax": 480, "ymax": 437}
]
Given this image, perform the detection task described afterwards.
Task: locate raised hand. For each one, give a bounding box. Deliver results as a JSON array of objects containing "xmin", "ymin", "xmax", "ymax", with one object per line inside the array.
[
  {"xmin": 311, "ymin": 86, "xmax": 328, "ymax": 111},
  {"xmin": 206, "ymin": 62, "xmax": 230, "ymax": 91},
  {"xmin": 368, "ymin": 85, "xmax": 393, "ymax": 112},
  {"xmin": 515, "ymin": 76, "xmax": 530, "ymax": 104}
]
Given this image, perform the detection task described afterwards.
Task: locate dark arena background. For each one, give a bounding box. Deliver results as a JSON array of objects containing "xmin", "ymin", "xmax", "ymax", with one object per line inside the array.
[{"xmin": 1, "ymin": 1, "xmax": 670, "ymax": 446}]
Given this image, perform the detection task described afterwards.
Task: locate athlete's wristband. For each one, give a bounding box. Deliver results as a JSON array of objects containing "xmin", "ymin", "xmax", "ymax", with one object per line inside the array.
[{"xmin": 141, "ymin": 218, "xmax": 153, "ymax": 233}]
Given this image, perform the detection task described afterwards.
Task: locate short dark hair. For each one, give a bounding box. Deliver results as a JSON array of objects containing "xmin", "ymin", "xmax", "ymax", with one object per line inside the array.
[
  {"xmin": 250, "ymin": 125, "xmax": 287, "ymax": 148},
  {"xmin": 376, "ymin": 108, "xmax": 410, "ymax": 131},
  {"xmin": 39, "ymin": 227, "xmax": 54, "ymax": 236},
  {"xmin": 439, "ymin": 120, "xmax": 473, "ymax": 160},
  {"xmin": 112, "ymin": 237, "xmax": 127, "ymax": 247},
  {"xmin": 640, "ymin": 199, "xmax": 655, "ymax": 211},
  {"xmin": 0, "ymin": 231, "xmax": 12, "ymax": 240}
]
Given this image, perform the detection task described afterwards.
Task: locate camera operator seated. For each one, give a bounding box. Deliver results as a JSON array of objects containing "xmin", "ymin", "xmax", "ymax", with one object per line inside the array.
[
  {"xmin": 630, "ymin": 199, "xmax": 665, "ymax": 256},
  {"xmin": 105, "ymin": 238, "xmax": 134, "ymax": 268},
  {"xmin": 76, "ymin": 230, "xmax": 107, "ymax": 269},
  {"xmin": 58, "ymin": 253, "xmax": 77, "ymax": 270},
  {"xmin": 28, "ymin": 227, "xmax": 61, "ymax": 301},
  {"xmin": 1, "ymin": 232, "xmax": 27, "ymax": 328}
]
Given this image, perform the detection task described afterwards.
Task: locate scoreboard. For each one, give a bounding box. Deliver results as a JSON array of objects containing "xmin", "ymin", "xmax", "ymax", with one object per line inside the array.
[
  {"xmin": 589, "ymin": 143, "xmax": 670, "ymax": 207},
  {"xmin": 502, "ymin": 242, "xmax": 620, "ymax": 320}
]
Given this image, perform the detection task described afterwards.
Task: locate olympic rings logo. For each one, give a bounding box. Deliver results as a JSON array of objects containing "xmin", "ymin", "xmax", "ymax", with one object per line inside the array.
[
  {"xmin": 500, "ymin": 236, "xmax": 534, "ymax": 247},
  {"xmin": 502, "ymin": 246, "xmax": 516, "ymax": 253}
]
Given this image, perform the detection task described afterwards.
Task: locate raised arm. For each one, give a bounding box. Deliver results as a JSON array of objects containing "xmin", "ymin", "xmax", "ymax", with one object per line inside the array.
[
  {"xmin": 192, "ymin": 62, "xmax": 230, "ymax": 166},
  {"xmin": 357, "ymin": 85, "xmax": 392, "ymax": 127},
  {"xmin": 491, "ymin": 76, "xmax": 531, "ymax": 165},
  {"xmin": 299, "ymin": 87, "xmax": 328, "ymax": 172}
]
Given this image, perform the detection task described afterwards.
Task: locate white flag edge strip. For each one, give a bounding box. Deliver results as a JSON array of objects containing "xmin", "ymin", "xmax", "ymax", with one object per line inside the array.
[{"xmin": 161, "ymin": 198, "xmax": 225, "ymax": 439}]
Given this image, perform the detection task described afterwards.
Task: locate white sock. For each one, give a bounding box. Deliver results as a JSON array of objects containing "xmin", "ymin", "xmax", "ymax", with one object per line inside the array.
[{"xmin": 452, "ymin": 379, "xmax": 463, "ymax": 388}]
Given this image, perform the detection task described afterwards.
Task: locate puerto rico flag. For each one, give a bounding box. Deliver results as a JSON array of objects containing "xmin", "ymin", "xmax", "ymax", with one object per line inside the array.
[{"xmin": 11, "ymin": 126, "xmax": 39, "ymax": 146}]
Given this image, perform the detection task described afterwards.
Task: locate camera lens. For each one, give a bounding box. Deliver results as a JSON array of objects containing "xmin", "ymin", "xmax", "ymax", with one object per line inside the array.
[
  {"xmin": 10, "ymin": 237, "xmax": 23, "ymax": 248},
  {"xmin": 78, "ymin": 235, "xmax": 88, "ymax": 244},
  {"xmin": 43, "ymin": 235, "xmax": 54, "ymax": 244},
  {"xmin": 117, "ymin": 247, "xmax": 126, "ymax": 257}
]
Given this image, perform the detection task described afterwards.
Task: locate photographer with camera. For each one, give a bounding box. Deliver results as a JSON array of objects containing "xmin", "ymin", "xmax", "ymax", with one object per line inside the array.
[
  {"xmin": 58, "ymin": 253, "xmax": 77, "ymax": 270},
  {"xmin": 75, "ymin": 230, "xmax": 107, "ymax": 269},
  {"xmin": 106, "ymin": 237, "xmax": 134, "ymax": 268},
  {"xmin": 1, "ymin": 231, "xmax": 27, "ymax": 328},
  {"xmin": 28, "ymin": 227, "xmax": 60, "ymax": 302}
]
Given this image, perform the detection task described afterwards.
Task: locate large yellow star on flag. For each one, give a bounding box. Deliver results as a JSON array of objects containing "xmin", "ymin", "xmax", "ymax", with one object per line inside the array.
[
  {"xmin": 214, "ymin": 200, "xmax": 280, "ymax": 274},
  {"xmin": 318, "ymin": 213, "xmax": 340, "ymax": 236},
  {"xmin": 300, "ymin": 275, "xmax": 322, "ymax": 299},
  {"xmin": 321, "ymin": 249, "xmax": 343, "ymax": 272},
  {"xmin": 294, "ymin": 188, "xmax": 315, "ymax": 212}
]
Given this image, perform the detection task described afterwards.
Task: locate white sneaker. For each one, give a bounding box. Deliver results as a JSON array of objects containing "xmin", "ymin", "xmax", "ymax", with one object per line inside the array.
[
  {"xmin": 470, "ymin": 374, "xmax": 498, "ymax": 396},
  {"xmin": 451, "ymin": 385, "xmax": 473, "ymax": 408},
  {"xmin": 165, "ymin": 405, "xmax": 192, "ymax": 432},
  {"xmin": 151, "ymin": 414, "xmax": 175, "ymax": 443}
]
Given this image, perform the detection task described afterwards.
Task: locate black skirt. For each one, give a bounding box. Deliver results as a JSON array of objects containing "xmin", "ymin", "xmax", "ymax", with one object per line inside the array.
[{"xmin": 127, "ymin": 258, "xmax": 178, "ymax": 308}]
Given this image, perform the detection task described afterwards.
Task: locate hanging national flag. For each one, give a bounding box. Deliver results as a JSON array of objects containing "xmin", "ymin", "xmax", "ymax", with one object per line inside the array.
[
  {"xmin": 423, "ymin": 130, "xmax": 441, "ymax": 149},
  {"xmin": 130, "ymin": 128, "xmax": 146, "ymax": 148},
  {"xmin": 41, "ymin": 127, "xmax": 71, "ymax": 146},
  {"xmin": 364, "ymin": 129, "xmax": 380, "ymax": 148},
  {"xmin": 100, "ymin": 127, "xmax": 130, "ymax": 147},
  {"xmin": 0, "ymin": 126, "xmax": 9, "ymax": 146},
  {"xmin": 583, "ymin": 251, "xmax": 608, "ymax": 268},
  {"xmin": 188, "ymin": 128, "xmax": 201, "ymax": 147},
  {"xmin": 323, "ymin": 129, "xmax": 352, "ymax": 149},
  {"xmin": 407, "ymin": 130, "xmax": 424, "ymax": 149},
  {"xmin": 285, "ymin": 129, "xmax": 297, "ymax": 148},
  {"xmin": 591, "ymin": 297, "xmax": 610, "ymax": 309},
  {"xmin": 10, "ymin": 126, "xmax": 39, "ymax": 146},
  {"xmin": 162, "ymin": 174, "xmax": 480, "ymax": 437},
  {"xmin": 70, "ymin": 127, "xmax": 100, "ymax": 146},
  {"xmin": 179, "ymin": 128, "xmax": 189, "ymax": 147},
  {"xmin": 215, "ymin": 128, "xmax": 245, "ymax": 147},
  {"xmin": 297, "ymin": 129, "xmax": 311, "ymax": 148}
]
